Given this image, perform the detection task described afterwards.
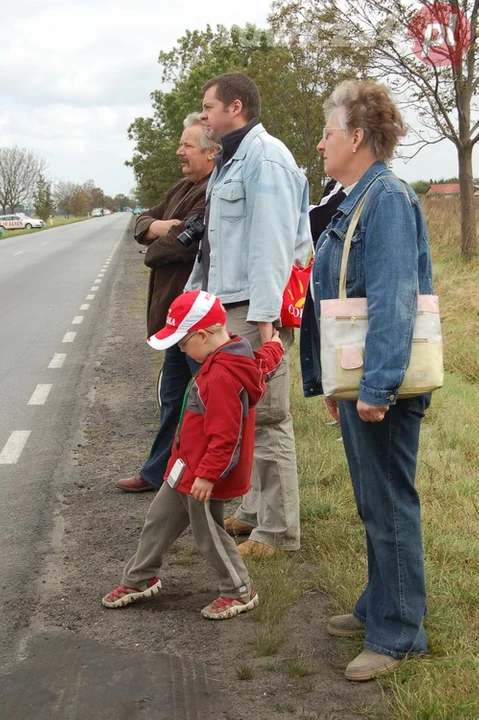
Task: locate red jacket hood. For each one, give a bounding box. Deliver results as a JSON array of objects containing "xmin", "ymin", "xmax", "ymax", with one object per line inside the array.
[{"xmin": 200, "ymin": 336, "xmax": 266, "ymax": 408}]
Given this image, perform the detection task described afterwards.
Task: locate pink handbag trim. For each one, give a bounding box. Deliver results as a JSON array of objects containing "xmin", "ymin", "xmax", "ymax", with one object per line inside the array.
[
  {"xmin": 341, "ymin": 345, "xmax": 363, "ymax": 370},
  {"xmin": 321, "ymin": 298, "xmax": 367, "ymax": 318},
  {"xmin": 321, "ymin": 295, "xmax": 438, "ymax": 318},
  {"xmin": 417, "ymin": 295, "xmax": 439, "ymax": 312}
]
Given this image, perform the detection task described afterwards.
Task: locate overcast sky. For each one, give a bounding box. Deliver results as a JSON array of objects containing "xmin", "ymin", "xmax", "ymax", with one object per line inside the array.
[{"xmin": 1, "ymin": 0, "xmax": 476, "ymax": 198}]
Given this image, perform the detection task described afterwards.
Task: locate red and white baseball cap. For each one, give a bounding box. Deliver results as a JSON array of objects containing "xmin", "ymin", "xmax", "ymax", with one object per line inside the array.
[{"xmin": 147, "ymin": 290, "xmax": 226, "ymax": 350}]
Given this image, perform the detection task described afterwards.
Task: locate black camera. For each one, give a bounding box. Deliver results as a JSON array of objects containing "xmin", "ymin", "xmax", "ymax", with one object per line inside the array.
[{"xmin": 177, "ymin": 213, "xmax": 205, "ymax": 248}]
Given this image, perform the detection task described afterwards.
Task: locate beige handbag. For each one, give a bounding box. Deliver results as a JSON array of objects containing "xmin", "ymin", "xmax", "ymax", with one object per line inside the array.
[{"xmin": 319, "ymin": 189, "xmax": 444, "ymax": 401}]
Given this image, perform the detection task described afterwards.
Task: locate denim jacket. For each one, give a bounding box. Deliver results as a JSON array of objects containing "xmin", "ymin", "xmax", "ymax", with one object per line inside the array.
[
  {"xmin": 300, "ymin": 161, "xmax": 434, "ymax": 406},
  {"xmin": 186, "ymin": 123, "xmax": 311, "ymax": 323}
]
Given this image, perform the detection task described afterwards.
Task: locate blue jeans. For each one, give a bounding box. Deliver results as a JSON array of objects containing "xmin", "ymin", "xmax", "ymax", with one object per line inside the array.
[
  {"xmin": 140, "ymin": 344, "xmax": 198, "ymax": 488},
  {"xmin": 339, "ymin": 395, "xmax": 431, "ymax": 660}
]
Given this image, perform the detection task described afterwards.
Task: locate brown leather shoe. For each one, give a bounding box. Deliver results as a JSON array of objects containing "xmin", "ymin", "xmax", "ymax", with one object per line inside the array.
[
  {"xmin": 237, "ymin": 540, "xmax": 276, "ymax": 558},
  {"xmin": 115, "ymin": 474, "xmax": 155, "ymax": 492},
  {"xmin": 224, "ymin": 516, "xmax": 254, "ymax": 536}
]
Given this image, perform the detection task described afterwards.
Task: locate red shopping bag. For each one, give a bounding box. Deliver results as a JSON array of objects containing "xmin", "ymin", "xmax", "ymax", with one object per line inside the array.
[{"xmin": 280, "ymin": 260, "xmax": 313, "ymax": 328}]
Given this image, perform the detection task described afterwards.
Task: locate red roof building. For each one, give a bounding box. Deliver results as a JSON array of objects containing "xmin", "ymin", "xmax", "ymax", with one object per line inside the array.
[{"xmin": 426, "ymin": 183, "xmax": 460, "ymax": 196}]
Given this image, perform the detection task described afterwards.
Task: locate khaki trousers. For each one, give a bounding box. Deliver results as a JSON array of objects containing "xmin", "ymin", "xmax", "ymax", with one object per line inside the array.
[
  {"xmin": 225, "ymin": 305, "xmax": 300, "ymax": 551},
  {"xmin": 122, "ymin": 483, "xmax": 250, "ymax": 598}
]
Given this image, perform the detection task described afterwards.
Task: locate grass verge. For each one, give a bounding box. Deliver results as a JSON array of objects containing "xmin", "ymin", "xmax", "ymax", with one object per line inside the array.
[{"xmin": 0, "ymin": 216, "xmax": 90, "ymax": 239}]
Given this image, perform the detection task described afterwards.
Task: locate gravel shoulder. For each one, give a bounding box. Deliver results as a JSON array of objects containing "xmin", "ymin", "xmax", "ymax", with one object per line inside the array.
[{"xmin": 33, "ymin": 228, "xmax": 385, "ymax": 719}]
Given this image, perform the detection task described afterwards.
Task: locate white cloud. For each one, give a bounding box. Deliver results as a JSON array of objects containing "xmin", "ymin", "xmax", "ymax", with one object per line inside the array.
[{"xmin": 1, "ymin": 0, "xmax": 273, "ymax": 194}]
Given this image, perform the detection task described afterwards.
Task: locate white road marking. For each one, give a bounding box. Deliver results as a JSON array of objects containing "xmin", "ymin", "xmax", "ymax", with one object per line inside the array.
[
  {"xmin": 90, "ymin": 286, "xmax": 99, "ymax": 291},
  {"xmin": 13, "ymin": 251, "xmax": 25, "ymax": 256},
  {"xmin": 0, "ymin": 431, "xmax": 31, "ymax": 464},
  {"xmin": 41, "ymin": 241, "xmax": 49, "ymax": 246},
  {"xmin": 62, "ymin": 332, "xmax": 77, "ymax": 343},
  {"xmin": 86, "ymin": 294, "xmax": 95, "ymax": 300},
  {"xmin": 72, "ymin": 316, "xmax": 84, "ymax": 324},
  {"xmin": 48, "ymin": 353, "xmax": 67, "ymax": 369},
  {"xmin": 94, "ymin": 278, "xmax": 102, "ymax": 283},
  {"xmin": 80, "ymin": 304, "xmax": 90, "ymax": 310},
  {"xmin": 28, "ymin": 384, "xmax": 52, "ymax": 405}
]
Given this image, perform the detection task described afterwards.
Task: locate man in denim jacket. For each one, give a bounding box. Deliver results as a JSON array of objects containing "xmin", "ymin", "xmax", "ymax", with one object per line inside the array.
[{"xmin": 186, "ymin": 72, "xmax": 311, "ymax": 556}]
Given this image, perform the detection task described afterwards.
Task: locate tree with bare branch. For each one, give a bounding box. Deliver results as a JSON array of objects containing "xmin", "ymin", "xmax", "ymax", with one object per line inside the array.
[
  {"xmin": 271, "ymin": 0, "xmax": 478, "ymax": 255},
  {"xmin": 0, "ymin": 146, "xmax": 46, "ymax": 214}
]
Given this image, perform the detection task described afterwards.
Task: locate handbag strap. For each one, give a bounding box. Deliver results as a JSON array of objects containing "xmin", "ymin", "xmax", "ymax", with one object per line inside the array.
[{"xmin": 338, "ymin": 182, "xmax": 376, "ymax": 299}]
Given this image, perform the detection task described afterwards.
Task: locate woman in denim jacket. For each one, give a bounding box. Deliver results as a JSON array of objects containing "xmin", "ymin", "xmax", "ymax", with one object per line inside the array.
[{"xmin": 300, "ymin": 80, "xmax": 433, "ymax": 682}]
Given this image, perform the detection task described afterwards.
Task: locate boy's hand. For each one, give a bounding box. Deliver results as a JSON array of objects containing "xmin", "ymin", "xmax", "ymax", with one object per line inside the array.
[
  {"xmin": 270, "ymin": 329, "xmax": 283, "ymax": 346},
  {"xmin": 191, "ymin": 477, "xmax": 215, "ymax": 502}
]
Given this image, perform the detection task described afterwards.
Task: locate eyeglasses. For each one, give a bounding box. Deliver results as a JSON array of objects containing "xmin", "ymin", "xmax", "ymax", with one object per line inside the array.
[
  {"xmin": 178, "ymin": 331, "xmax": 198, "ymax": 350},
  {"xmin": 322, "ymin": 127, "xmax": 344, "ymax": 141}
]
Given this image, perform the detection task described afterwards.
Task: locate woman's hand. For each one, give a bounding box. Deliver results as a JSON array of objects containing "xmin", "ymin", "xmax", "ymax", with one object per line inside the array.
[
  {"xmin": 357, "ymin": 400, "xmax": 389, "ymax": 422},
  {"xmin": 191, "ymin": 477, "xmax": 215, "ymax": 502},
  {"xmin": 324, "ymin": 397, "xmax": 340, "ymax": 423}
]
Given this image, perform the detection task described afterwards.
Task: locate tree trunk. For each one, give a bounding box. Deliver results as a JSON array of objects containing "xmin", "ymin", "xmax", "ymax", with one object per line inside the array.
[{"xmin": 458, "ymin": 145, "xmax": 477, "ymax": 256}]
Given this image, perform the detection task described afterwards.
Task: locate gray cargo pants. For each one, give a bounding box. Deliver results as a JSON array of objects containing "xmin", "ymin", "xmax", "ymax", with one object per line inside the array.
[
  {"xmin": 122, "ymin": 482, "xmax": 251, "ymax": 598},
  {"xmin": 225, "ymin": 304, "xmax": 300, "ymax": 551}
]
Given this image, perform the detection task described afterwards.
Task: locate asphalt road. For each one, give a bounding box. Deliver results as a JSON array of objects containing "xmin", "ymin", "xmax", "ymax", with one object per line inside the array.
[{"xmin": 0, "ymin": 214, "xmax": 130, "ymax": 668}]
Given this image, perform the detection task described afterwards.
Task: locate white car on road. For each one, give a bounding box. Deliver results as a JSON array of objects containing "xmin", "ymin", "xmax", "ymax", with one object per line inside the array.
[{"xmin": 0, "ymin": 214, "xmax": 45, "ymax": 230}]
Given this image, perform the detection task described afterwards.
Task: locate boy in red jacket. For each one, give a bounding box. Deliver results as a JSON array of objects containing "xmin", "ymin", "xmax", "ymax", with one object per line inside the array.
[{"xmin": 102, "ymin": 290, "xmax": 284, "ymax": 620}]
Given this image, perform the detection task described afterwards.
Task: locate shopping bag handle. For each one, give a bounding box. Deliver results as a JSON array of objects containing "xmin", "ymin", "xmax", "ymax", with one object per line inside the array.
[{"xmin": 338, "ymin": 185, "xmax": 375, "ymax": 299}]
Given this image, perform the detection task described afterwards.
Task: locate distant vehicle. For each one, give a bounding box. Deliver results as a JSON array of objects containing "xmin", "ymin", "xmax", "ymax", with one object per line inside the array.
[
  {"xmin": 91, "ymin": 208, "xmax": 112, "ymax": 217},
  {"xmin": 0, "ymin": 214, "xmax": 45, "ymax": 230},
  {"xmin": 131, "ymin": 207, "xmax": 145, "ymax": 215}
]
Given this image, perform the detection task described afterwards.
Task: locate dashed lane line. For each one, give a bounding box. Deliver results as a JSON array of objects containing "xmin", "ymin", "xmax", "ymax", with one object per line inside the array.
[
  {"xmin": 72, "ymin": 316, "xmax": 84, "ymax": 325},
  {"xmin": 0, "ymin": 431, "xmax": 31, "ymax": 464},
  {"xmin": 62, "ymin": 332, "xmax": 77, "ymax": 343},
  {"xmin": 48, "ymin": 353, "xmax": 66, "ymax": 369},
  {"xmin": 80, "ymin": 304, "xmax": 90, "ymax": 311},
  {"xmin": 28, "ymin": 384, "xmax": 52, "ymax": 406}
]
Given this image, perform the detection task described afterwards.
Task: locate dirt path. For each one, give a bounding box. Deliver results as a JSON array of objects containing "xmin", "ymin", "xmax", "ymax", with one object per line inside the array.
[{"xmin": 36, "ymin": 227, "xmax": 385, "ymax": 719}]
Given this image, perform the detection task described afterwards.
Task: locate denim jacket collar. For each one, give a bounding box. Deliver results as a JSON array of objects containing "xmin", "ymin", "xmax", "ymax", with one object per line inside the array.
[
  {"xmin": 227, "ymin": 123, "xmax": 266, "ymax": 162},
  {"xmin": 337, "ymin": 161, "xmax": 391, "ymax": 217}
]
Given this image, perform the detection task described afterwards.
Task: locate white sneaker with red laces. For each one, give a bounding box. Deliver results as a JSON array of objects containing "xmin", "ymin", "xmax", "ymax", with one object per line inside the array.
[
  {"xmin": 201, "ymin": 590, "xmax": 259, "ymax": 620},
  {"xmin": 102, "ymin": 577, "xmax": 162, "ymax": 608}
]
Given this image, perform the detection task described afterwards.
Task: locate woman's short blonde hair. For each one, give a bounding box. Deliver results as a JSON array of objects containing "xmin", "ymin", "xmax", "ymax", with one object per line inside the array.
[{"xmin": 324, "ymin": 80, "xmax": 407, "ymax": 162}]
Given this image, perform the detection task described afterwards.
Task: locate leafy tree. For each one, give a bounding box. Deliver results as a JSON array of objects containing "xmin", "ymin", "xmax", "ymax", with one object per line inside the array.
[
  {"xmin": 279, "ymin": 0, "xmax": 478, "ymax": 254},
  {"xmin": 410, "ymin": 179, "xmax": 430, "ymax": 194},
  {"xmin": 83, "ymin": 179, "xmax": 105, "ymax": 211},
  {"xmin": 0, "ymin": 146, "xmax": 45, "ymax": 214},
  {"xmin": 268, "ymin": 6, "xmax": 372, "ymax": 197},
  {"xmin": 113, "ymin": 193, "xmax": 133, "ymax": 209},
  {"xmin": 54, "ymin": 181, "xmax": 76, "ymax": 217},
  {"xmin": 127, "ymin": 24, "xmax": 278, "ymax": 205},
  {"xmin": 69, "ymin": 187, "xmax": 89, "ymax": 217},
  {"xmin": 33, "ymin": 173, "xmax": 55, "ymax": 221},
  {"xmin": 127, "ymin": 20, "xmax": 371, "ymax": 202}
]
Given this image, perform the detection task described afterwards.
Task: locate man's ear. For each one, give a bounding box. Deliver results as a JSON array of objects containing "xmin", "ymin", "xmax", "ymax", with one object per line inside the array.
[{"xmin": 230, "ymin": 99, "xmax": 243, "ymax": 118}]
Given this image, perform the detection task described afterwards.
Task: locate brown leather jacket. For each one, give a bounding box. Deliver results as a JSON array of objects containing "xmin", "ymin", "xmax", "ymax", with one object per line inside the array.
[{"xmin": 135, "ymin": 176, "xmax": 210, "ymax": 336}]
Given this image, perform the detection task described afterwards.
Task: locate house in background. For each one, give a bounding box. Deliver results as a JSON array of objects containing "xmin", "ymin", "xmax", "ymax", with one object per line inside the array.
[
  {"xmin": 425, "ymin": 183, "xmax": 460, "ymax": 197},
  {"xmin": 425, "ymin": 183, "xmax": 479, "ymax": 198}
]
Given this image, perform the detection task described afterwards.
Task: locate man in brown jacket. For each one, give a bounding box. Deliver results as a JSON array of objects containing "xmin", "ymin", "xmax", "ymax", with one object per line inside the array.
[{"xmin": 116, "ymin": 113, "xmax": 219, "ymax": 492}]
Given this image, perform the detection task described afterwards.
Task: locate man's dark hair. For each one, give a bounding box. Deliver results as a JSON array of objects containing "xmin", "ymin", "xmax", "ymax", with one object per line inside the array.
[{"xmin": 203, "ymin": 72, "xmax": 261, "ymax": 121}]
